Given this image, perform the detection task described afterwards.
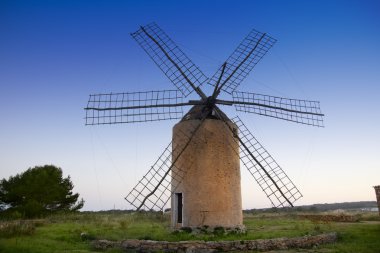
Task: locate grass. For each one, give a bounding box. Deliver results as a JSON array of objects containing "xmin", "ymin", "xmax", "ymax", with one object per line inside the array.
[{"xmin": 0, "ymin": 210, "xmax": 379, "ymax": 252}]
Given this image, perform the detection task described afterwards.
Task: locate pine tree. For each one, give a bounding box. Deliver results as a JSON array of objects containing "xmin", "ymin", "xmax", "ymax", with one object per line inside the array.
[{"xmin": 0, "ymin": 165, "xmax": 84, "ymax": 217}]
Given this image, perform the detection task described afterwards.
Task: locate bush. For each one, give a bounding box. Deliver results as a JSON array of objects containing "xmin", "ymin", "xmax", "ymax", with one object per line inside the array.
[
  {"xmin": 0, "ymin": 220, "xmax": 36, "ymax": 238},
  {"xmin": 213, "ymin": 226, "xmax": 225, "ymax": 236},
  {"xmin": 180, "ymin": 227, "xmax": 193, "ymax": 233}
]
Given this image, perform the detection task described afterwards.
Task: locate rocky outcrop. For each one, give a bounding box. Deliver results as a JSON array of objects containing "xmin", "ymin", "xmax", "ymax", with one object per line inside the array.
[{"xmin": 92, "ymin": 232, "xmax": 337, "ymax": 252}]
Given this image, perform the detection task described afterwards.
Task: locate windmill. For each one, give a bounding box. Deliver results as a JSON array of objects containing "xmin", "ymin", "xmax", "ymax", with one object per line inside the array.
[{"xmin": 85, "ymin": 23, "xmax": 324, "ymax": 229}]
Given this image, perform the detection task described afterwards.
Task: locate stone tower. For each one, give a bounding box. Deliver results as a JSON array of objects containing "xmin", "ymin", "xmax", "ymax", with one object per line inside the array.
[
  {"xmin": 171, "ymin": 106, "xmax": 243, "ymax": 230},
  {"xmin": 374, "ymin": 185, "xmax": 380, "ymax": 215}
]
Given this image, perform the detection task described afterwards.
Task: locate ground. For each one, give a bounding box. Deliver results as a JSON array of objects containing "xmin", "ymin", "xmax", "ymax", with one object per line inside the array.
[{"xmin": 0, "ymin": 209, "xmax": 379, "ymax": 252}]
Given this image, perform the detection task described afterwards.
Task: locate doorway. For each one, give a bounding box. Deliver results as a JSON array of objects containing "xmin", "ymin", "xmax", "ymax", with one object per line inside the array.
[{"xmin": 175, "ymin": 193, "xmax": 183, "ymax": 223}]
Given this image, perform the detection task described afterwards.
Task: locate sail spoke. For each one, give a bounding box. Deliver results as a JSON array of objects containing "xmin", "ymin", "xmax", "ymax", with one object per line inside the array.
[
  {"xmin": 125, "ymin": 119, "xmax": 205, "ymax": 211},
  {"xmin": 85, "ymin": 90, "xmax": 185, "ymax": 125},
  {"xmin": 208, "ymin": 29, "xmax": 276, "ymax": 94},
  {"xmin": 232, "ymin": 91, "xmax": 324, "ymax": 127},
  {"xmin": 231, "ymin": 116, "xmax": 303, "ymax": 207},
  {"xmin": 131, "ymin": 23, "xmax": 208, "ymax": 97}
]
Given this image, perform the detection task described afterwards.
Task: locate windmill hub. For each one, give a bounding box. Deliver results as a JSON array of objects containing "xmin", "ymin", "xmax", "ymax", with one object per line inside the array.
[
  {"xmin": 182, "ymin": 104, "xmax": 229, "ymax": 122},
  {"xmin": 184, "ymin": 96, "xmax": 219, "ymax": 120},
  {"xmin": 205, "ymin": 96, "xmax": 216, "ymax": 107},
  {"xmin": 202, "ymin": 96, "xmax": 218, "ymax": 118}
]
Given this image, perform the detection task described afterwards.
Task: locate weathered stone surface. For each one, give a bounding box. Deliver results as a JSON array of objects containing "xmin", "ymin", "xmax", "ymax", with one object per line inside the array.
[
  {"xmin": 121, "ymin": 239, "xmax": 140, "ymax": 249},
  {"xmin": 171, "ymin": 119, "xmax": 243, "ymax": 229},
  {"xmin": 92, "ymin": 232, "xmax": 337, "ymax": 252},
  {"xmin": 91, "ymin": 239, "xmax": 120, "ymax": 250}
]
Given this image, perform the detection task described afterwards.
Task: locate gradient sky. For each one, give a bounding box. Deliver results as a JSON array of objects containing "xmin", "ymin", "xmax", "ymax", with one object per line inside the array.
[{"xmin": 1, "ymin": 0, "xmax": 379, "ymax": 211}]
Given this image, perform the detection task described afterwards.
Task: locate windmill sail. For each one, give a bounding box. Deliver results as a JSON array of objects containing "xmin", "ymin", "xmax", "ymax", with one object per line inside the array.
[
  {"xmin": 131, "ymin": 22, "xmax": 208, "ymax": 97},
  {"xmin": 125, "ymin": 141, "xmax": 176, "ymax": 211},
  {"xmin": 208, "ymin": 29, "xmax": 276, "ymax": 94},
  {"xmin": 231, "ymin": 116, "xmax": 302, "ymax": 207},
  {"xmin": 125, "ymin": 118, "xmax": 205, "ymax": 210},
  {"xmin": 85, "ymin": 90, "xmax": 186, "ymax": 125},
  {"xmin": 232, "ymin": 91, "xmax": 324, "ymax": 127}
]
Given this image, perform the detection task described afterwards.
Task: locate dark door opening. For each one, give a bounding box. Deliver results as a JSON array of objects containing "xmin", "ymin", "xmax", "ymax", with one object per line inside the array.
[{"xmin": 175, "ymin": 193, "xmax": 183, "ymax": 223}]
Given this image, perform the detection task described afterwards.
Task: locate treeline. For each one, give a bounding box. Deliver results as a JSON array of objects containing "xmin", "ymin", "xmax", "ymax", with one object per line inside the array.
[
  {"xmin": 296, "ymin": 201, "xmax": 377, "ymax": 211},
  {"xmin": 244, "ymin": 201, "xmax": 378, "ymax": 213},
  {"xmin": 82, "ymin": 201, "xmax": 378, "ymax": 214}
]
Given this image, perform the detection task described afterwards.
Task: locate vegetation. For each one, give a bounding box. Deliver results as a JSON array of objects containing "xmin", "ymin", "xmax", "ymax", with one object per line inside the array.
[
  {"xmin": 0, "ymin": 165, "xmax": 84, "ymax": 218},
  {"xmin": 0, "ymin": 209, "xmax": 379, "ymax": 252},
  {"xmin": 244, "ymin": 201, "xmax": 378, "ymax": 213}
]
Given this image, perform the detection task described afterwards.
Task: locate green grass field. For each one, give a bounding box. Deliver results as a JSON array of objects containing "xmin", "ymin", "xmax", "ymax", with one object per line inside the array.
[{"xmin": 0, "ymin": 210, "xmax": 379, "ymax": 252}]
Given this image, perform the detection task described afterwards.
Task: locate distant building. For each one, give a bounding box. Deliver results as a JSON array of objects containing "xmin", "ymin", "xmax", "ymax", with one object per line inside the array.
[{"xmin": 374, "ymin": 185, "xmax": 380, "ymax": 215}]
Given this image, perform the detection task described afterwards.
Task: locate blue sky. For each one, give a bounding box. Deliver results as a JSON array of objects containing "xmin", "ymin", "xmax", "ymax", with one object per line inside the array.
[{"xmin": 1, "ymin": 0, "xmax": 379, "ymax": 210}]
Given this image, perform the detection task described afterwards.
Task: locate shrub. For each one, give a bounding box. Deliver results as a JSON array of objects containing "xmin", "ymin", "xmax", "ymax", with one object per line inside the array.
[{"xmin": 0, "ymin": 220, "xmax": 36, "ymax": 238}]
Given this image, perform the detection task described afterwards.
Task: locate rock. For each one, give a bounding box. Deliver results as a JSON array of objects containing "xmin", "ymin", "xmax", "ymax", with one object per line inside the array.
[
  {"xmin": 121, "ymin": 239, "xmax": 141, "ymax": 249},
  {"xmin": 91, "ymin": 232, "xmax": 338, "ymax": 252},
  {"xmin": 80, "ymin": 232, "xmax": 96, "ymax": 241},
  {"xmin": 91, "ymin": 239, "xmax": 119, "ymax": 250}
]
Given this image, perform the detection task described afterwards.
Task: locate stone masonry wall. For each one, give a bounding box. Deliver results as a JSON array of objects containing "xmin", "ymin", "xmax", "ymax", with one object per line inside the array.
[
  {"xmin": 171, "ymin": 119, "xmax": 242, "ymax": 229},
  {"xmin": 92, "ymin": 232, "xmax": 338, "ymax": 252}
]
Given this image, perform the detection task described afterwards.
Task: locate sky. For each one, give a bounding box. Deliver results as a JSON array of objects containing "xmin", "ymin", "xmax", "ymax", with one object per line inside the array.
[{"xmin": 1, "ymin": 0, "xmax": 379, "ymax": 211}]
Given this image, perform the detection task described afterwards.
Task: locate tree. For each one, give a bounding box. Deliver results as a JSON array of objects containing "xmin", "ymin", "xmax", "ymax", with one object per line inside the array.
[{"xmin": 0, "ymin": 165, "xmax": 84, "ymax": 218}]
